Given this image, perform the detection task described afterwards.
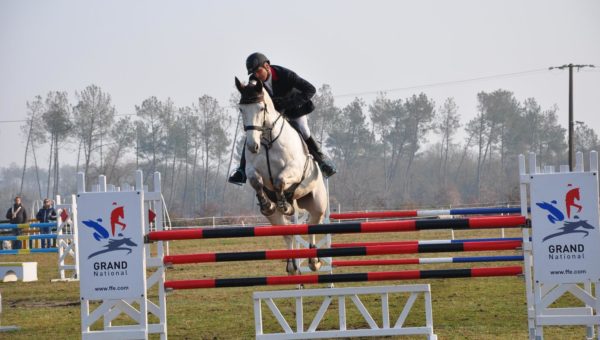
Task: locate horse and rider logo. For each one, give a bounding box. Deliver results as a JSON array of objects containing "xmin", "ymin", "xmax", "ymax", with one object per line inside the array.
[
  {"xmin": 82, "ymin": 202, "xmax": 138, "ymax": 259},
  {"xmin": 536, "ymin": 184, "xmax": 596, "ymax": 242}
]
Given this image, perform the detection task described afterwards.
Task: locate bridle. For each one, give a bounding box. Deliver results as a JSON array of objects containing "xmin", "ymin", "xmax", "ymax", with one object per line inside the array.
[{"xmin": 240, "ymin": 97, "xmax": 285, "ymax": 149}]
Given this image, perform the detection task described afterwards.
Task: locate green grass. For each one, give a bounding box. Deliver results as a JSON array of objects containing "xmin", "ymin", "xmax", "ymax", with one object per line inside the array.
[{"xmin": 0, "ymin": 229, "xmax": 591, "ymax": 339}]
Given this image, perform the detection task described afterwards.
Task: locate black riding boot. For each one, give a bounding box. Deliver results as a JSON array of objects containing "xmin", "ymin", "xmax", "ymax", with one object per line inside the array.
[
  {"xmin": 228, "ymin": 148, "xmax": 247, "ymax": 185},
  {"xmin": 305, "ymin": 136, "xmax": 337, "ymax": 178}
]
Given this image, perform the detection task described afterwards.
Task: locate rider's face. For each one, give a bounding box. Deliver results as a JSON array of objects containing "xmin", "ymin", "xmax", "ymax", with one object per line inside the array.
[{"xmin": 253, "ymin": 64, "xmax": 269, "ymax": 82}]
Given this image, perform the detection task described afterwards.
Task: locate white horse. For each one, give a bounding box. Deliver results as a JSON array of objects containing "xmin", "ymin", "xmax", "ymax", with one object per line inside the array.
[{"xmin": 235, "ymin": 77, "xmax": 328, "ymax": 274}]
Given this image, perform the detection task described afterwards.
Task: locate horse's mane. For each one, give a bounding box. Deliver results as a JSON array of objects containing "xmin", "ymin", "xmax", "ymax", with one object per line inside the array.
[{"xmin": 239, "ymin": 79, "xmax": 274, "ymax": 108}]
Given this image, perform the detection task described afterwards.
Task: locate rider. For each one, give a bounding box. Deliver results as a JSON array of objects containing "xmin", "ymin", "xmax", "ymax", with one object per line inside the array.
[{"xmin": 228, "ymin": 52, "xmax": 337, "ymax": 185}]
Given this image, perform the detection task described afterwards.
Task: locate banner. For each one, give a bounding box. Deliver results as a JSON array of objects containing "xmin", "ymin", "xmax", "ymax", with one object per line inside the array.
[
  {"xmin": 530, "ymin": 172, "xmax": 600, "ymax": 284},
  {"xmin": 77, "ymin": 191, "xmax": 145, "ymax": 299}
]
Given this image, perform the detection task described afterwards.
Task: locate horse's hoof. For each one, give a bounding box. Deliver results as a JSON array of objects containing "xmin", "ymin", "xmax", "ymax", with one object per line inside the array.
[
  {"xmin": 260, "ymin": 204, "xmax": 276, "ymax": 216},
  {"xmin": 278, "ymin": 202, "xmax": 294, "ymax": 216},
  {"xmin": 308, "ymin": 258, "xmax": 322, "ymax": 271},
  {"xmin": 257, "ymin": 196, "xmax": 277, "ymax": 216},
  {"xmin": 283, "ymin": 206, "xmax": 294, "ymax": 216}
]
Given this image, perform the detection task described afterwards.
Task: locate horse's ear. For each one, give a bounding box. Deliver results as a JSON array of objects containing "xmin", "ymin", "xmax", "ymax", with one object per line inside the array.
[{"xmin": 235, "ymin": 77, "xmax": 244, "ymax": 92}]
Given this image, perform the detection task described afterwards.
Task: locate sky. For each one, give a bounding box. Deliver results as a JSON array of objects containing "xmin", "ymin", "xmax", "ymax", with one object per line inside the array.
[{"xmin": 1, "ymin": 0, "xmax": 599, "ymax": 168}]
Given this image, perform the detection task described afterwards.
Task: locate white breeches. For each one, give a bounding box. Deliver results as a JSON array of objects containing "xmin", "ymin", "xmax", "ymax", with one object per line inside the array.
[{"xmin": 290, "ymin": 115, "xmax": 310, "ymax": 140}]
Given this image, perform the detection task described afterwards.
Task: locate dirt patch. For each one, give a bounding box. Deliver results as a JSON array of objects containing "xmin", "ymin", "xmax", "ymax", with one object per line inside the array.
[{"xmin": 10, "ymin": 300, "xmax": 80, "ymax": 308}]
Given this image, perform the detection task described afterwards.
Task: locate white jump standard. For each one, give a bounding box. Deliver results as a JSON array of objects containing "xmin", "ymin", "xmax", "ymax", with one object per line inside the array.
[{"xmin": 74, "ymin": 151, "xmax": 600, "ymax": 339}]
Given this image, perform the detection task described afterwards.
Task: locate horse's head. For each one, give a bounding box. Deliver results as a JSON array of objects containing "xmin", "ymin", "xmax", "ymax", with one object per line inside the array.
[{"xmin": 235, "ymin": 77, "xmax": 272, "ymax": 154}]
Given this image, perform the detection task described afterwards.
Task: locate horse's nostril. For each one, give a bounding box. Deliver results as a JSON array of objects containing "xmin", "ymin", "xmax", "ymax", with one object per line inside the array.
[{"xmin": 248, "ymin": 143, "xmax": 259, "ymax": 153}]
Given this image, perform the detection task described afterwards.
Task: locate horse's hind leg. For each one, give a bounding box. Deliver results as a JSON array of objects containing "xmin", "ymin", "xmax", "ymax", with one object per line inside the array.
[
  {"xmin": 267, "ymin": 212, "xmax": 299, "ymax": 275},
  {"xmin": 297, "ymin": 190, "xmax": 327, "ymax": 271}
]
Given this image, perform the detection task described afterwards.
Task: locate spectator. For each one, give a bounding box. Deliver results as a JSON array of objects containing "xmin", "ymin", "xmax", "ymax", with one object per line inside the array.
[
  {"xmin": 5, "ymin": 196, "xmax": 27, "ymax": 249},
  {"xmin": 36, "ymin": 198, "xmax": 57, "ymax": 248}
]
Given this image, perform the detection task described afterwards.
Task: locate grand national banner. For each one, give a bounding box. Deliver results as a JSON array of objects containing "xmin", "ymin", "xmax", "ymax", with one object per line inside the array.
[
  {"xmin": 530, "ymin": 172, "xmax": 600, "ymax": 284},
  {"xmin": 77, "ymin": 191, "xmax": 145, "ymax": 300}
]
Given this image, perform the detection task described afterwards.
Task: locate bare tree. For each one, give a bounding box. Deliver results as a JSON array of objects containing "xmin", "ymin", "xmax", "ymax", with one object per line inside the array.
[
  {"xmin": 73, "ymin": 85, "xmax": 116, "ymax": 179},
  {"xmin": 193, "ymin": 95, "xmax": 229, "ymax": 213},
  {"xmin": 105, "ymin": 117, "xmax": 136, "ymax": 182},
  {"xmin": 401, "ymin": 94, "xmax": 435, "ymax": 198},
  {"xmin": 369, "ymin": 93, "xmax": 404, "ymax": 192},
  {"xmin": 309, "ymin": 84, "xmax": 340, "ymax": 146},
  {"xmin": 575, "ymin": 121, "xmax": 600, "ymax": 155},
  {"xmin": 135, "ymin": 97, "xmax": 175, "ymax": 174},
  {"xmin": 20, "ymin": 95, "xmax": 47, "ymax": 198},
  {"xmin": 42, "ymin": 91, "xmax": 72, "ymax": 197},
  {"xmin": 436, "ymin": 98, "xmax": 461, "ymax": 187}
]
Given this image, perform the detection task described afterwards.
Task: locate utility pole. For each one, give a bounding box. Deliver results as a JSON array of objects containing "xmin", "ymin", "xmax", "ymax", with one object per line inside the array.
[{"xmin": 549, "ymin": 63, "xmax": 595, "ymax": 170}]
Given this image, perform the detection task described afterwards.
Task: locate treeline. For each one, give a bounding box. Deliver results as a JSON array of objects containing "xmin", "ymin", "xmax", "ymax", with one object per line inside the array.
[{"xmin": 3, "ymin": 84, "xmax": 599, "ymax": 217}]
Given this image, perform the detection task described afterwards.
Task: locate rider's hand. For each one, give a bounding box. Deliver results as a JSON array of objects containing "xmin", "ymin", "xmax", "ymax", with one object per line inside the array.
[{"xmin": 272, "ymin": 97, "xmax": 285, "ymax": 109}]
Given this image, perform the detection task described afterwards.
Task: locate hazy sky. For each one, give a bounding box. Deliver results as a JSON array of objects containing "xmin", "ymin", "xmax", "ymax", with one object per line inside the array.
[{"xmin": 1, "ymin": 0, "xmax": 599, "ymax": 168}]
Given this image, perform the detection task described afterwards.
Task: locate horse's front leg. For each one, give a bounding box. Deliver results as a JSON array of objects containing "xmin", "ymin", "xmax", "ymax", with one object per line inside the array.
[
  {"xmin": 273, "ymin": 171, "xmax": 296, "ymax": 216},
  {"xmin": 274, "ymin": 192, "xmax": 294, "ymax": 216},
  {"xmin": 248, "ymin": 176, "xmax": 276, "ymax": 216}
]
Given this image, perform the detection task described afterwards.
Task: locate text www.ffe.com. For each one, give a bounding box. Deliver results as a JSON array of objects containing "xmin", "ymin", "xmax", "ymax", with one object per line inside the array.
[
  {"xmin": 550, "ymin": 269, "xmax": 587, "ymax": 275},
  {"xmin": 95, "ymin": 285, "xmax": 130, "ymax": 292}
]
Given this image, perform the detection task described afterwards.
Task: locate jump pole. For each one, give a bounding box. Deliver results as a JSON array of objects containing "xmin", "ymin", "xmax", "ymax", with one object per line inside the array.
[
  {"xmin": 163, "ymin": 240, "xmax": 522, "ymax": 265},
  {"xmin": 332, "ymin": 255, "xmax": 524, "ymax": 267},
  {"xmin": 0, "ymin": 248, "xmax": 58, "ymax": 255},
  {"xmin": 331, "ymin": 237, "xmax": 523, "ymax": 248},
  {"xmin": 330, "ymin": 207, "xmax": 522, "ymax": 220},
  {"xmin": 0, "ymin": 222, "xmax": 57, "ymax": 230},
  {"xmin": 164, "ymin": 266, "xmax": 523, "ymax": 290},
  {"xmin": 147, "ymin": 215, "xmax": 527, "ymax": 241}
]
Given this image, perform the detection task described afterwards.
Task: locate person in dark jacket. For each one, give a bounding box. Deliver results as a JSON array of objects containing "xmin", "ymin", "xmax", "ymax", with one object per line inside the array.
[
  {"xmin": 5, "ymin": 196, "xmax": 28, "ymax": 249},
  {"xmin": 36, "ymin": 198, "xmax": 57, "ymax": 248},
  {"xmin": 229, "ymin": 52, "xmax": 337, "ymax": 185}
]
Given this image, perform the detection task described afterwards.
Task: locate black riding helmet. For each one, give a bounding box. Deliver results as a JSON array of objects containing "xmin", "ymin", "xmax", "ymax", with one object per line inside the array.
[{"xmin": 246, "ymin": 52, "xmax": 269, "ymax": 75}]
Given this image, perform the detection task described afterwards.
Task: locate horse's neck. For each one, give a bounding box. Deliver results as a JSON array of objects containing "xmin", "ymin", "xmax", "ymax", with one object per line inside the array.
[
  {"xmin": 261, "ymin": 90, "xmax": 305, "ymax": 152},
  {"xmin": 262, "ymin": 90, "xmax": 278, "ymax": 123}
]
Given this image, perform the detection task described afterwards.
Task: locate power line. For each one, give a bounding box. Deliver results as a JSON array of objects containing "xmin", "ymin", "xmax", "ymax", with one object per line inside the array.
[
  {"xmin": 0, "ymin": 119, "xmax": 27, "ymax": 123},
  {"xmin": 0, "ymin": 66, "xmax": 595, "ymax": 124},
  {"xmin": 0, "ymin": 113, "xmax": 135, "ymax": 124},
  {"xmin": 334, "ymin": 68, "xmax": 550, "ymax": 98}
]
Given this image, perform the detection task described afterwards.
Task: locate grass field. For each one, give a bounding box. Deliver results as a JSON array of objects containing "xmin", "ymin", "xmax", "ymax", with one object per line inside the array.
[{"xmin": 0, "ymin": 228, "xmax": 590, "ymax": 339}]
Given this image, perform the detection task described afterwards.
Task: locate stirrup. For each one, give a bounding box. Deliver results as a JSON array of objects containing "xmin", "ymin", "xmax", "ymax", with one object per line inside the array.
[{"xmin": 228, "ymin": 168, "xmax": 246, "ymax": 185}]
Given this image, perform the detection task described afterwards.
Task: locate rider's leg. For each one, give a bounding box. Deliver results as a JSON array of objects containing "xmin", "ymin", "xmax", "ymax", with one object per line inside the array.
[
  {"xmin": 289, "ymin": 116, "xmax": 337, "ymax": 178},
  {"xmin": 228, "ymin": 142, "xmax": 247, "ymax": 185}
]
